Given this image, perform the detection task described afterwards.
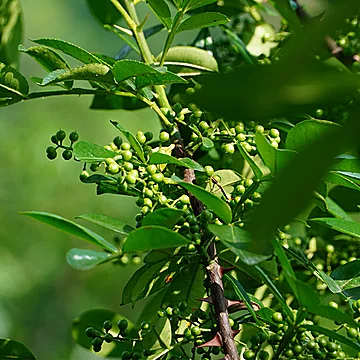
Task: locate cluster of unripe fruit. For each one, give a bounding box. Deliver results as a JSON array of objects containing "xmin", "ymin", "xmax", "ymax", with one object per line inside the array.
[{"xmin": 46, "ymin": 129, "xmax": 79, "ymax": 160}]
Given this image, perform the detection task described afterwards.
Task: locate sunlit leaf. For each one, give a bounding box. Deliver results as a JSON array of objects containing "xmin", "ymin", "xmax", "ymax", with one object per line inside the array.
[
  {"xmin": 331, "ymin": 260, "xmax": 360, "ymax": 292},
  {"xmin": 146, "ymin": 0, "xmax": 172, "ymax": 29},
  {"xmin": 149, "ymin": 152, "xmax": 204, "ymax": 171},
  {"xmin": 176, "ymin": 12, "xmax": 229, "ymax": 34},
  {"xmin": 74, "ymin": 141, "xmax": 118, "ymax": 162},
  {"xmin": 66, "ymin": 248, "xmax": 112, "ymax": 271},
  {"xmin": 206, "ymin": 169, "xmax": 241, "ymax": 198}
]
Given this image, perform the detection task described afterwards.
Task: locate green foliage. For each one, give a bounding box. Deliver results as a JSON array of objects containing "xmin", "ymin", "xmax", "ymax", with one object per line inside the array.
[{"xmin": 0, "ymin": 339, "xmax": 36, "ymax": 360}]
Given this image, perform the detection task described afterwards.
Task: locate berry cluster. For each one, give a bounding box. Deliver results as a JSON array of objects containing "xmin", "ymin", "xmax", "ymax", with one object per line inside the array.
[{"xmin": 46, "ymin": 130, "xmax": 79, "ymax": 160}]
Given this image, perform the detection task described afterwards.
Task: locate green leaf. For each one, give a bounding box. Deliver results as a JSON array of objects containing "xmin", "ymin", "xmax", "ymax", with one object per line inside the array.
[
  {"xmin": 256, "ymin": 132, "xmax": 296, "ymax": 174},
  {"xmin": 302, "ymin": 324, "xmax": 360, "ymax": 352},
  {"xmin": 236, "ymin": 141, "xmax": 263, "ymax": 179},
  {"xmin": 187, "ymin": 0, "xmax": 218, "ymax": 11},
  {"xmin": 113, "ymin": 59, "xmax": 159, "ymax": 83},
  {"xmin": 110, "ymin": 121, "xmax": 145, "ymax": 162},
  {"xmin": 158, "ymin": 46, "xmax": 219, "ymax": 75},
  {"xmin": 173, "ymin": 177, "xmax": 232, "ymax": 223},
  {"xmin": 325, "ymin": 197, "xmax": 353, "ymax": 220},
  {"xmin": 331, "ymin": 260, "xmax": 360, "ymax": 291},
  {"xmin": 0, "ymin": 0, "xmax": 23, "ymax": 67},
  {"xmin": 324, "ymin": 171, "xmax": 360, "ymax": 191},
  {"xmin": 66, "ymin": 248, "xmax": 112, "ymax": 271},
  {"xmin": 86, "ymin": 0, "xmax": 121, "ymax": 25},
  {"xmin": 20, "ymin": 211, "xmax": 118, "ymax": 253},
  {"xmin": 32, "ymin": 38, "xmax": 101, "ymax": 64},
  {"xmin": 149, "ymin": 152, "xmax": 204, "ymax": 171},
  {"xmin": 41, "ymin": 64, "xmax": 114, "ymax": 86},
  {"xmin": 206, "ymin": 169, "xmax": 241, "ymax": 198},
  {"xmin": 0, "ymin": 339, "xmax": 36, "ymax": 360},
  {"xmin": 141, "ymin": 208, "xmax": 184, "ymax": 228},
  {"xmin": 270, "ymin": 0, "xmax": 301, "ymax": 30},
  {"xmin": 135, "ymin": 70, "xmax": 186, "ymax": 89},
  {"xmin": 310, "ymin": 217, "xmax": 360, "ymax": 238},
  {"xmin": 143, "ymin": 316, "xmax": 172, "ymax": 351},
  {"xmin": 208, "ymin": 224, "xmax": 270, "ymax": 265},
  {"xmin": 146, "ymin": 0, "xmax": 172, "ymax": 29},
  {"xmin": 225, "ymin": 274, "xmax": 261, "ymax": 326},
  {"xmin": 286, "ymin": 120, "xmax": 341, "ymax": 153},
  {"xmin": 0, "ymin": 63, "xmax": 28, "ymax": 97},
  {"xmin": 72, "ymin": 309, "xmax": 137, "ymax": 357},
  {"xmin": 76, "ymin": 213, "xmax": 134, "ymax": 235},
  {"xmin": 73, "ymin": 141, "xmax": 118, "ymax": 162},
  {"xmin": 176, "ymin": 12, "xmax": 229, "ymax": 34},
  {"xmin": 90, "ymin": 93, "xmax": 146, "ymax": 111},
  {"xmin": 123, "ymin": 226, "xmax": 190, "ymax": 253}
]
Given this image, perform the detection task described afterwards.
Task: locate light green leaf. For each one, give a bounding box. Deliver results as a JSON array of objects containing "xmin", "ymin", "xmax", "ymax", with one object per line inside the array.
[
  {"xmin": 142, "ymin": 208, "xmax": 184, "ymax": 228},
  {"xmin": 76, "ymin": 213, "xmax": 134, "ymax": 235},
  {"xmin": 20, "ymin": 211, "xmax": 118, "ymax": 253},
  {"xmin": 41, "ymin": 64, "xmax": 114, "ymax": 86},
  {"xmin": 73, "ymin": 141, "xmax": 118, "ymax": 162},
  {"xmin": 236, "ymin": 141, "xmax": 263, "ymax": 179},
  {"xmin": 286, "ymin": 119, "xmax": 341, "ymax": 153},
  {"xmin": 310, "ymin": 217, "xmax": 360, "ymax": 238},
  {"xmin": 149, "ymin": 152, "xmax": 204, "ymax": 171},
  {"xmin": 173, "ymin": 177, "xmax": 232, "ymax": 223},
  {"xmin": 187, "ymin": 0, "xmax": 218, "ymax": 11},
  {"xmin": 325, "ymin": 197, "xmax": 353, "ymax": 220},
  {"xmin": 123, "ymin": 226, "xmax": 190, "ymax": 253},
  {"xmin": 0, "ymin": 339, "xmax": 36, "ymax": 360},
  {"xmin": 32, "ymin": 38, "xmax": 101, "ymax": 64},
  {"xmin": 143, "ymin": 317, "xmax": 172, "ymax": 351},
  {"xmin": 331, "ymin": 260, "xmax": 360, "ymax": 291},
  {"xmin": 208, "ymin": 224, "xmax": 270, "ymax": 265},
  {"xmin": 0, "ymin": 62, "xmax": 28, "ymax": 97},
  {"xmin": 206, "ymin": 169, "xmax": 241, "ymax": 198},
  {"xmin": 135, "ymin": 71, "xmax": 186, "ymax": 89},
  {"xmin": 146, "ymin": 0, "xmax": 172, "ymax": 29},
  {"xmin": 66, "ymin": 248, "xmax": 112, "ymax": 271},
  {"xmin": 177, "ymin": 12, "xmax": 229, "ymax": 34},
  {"xmin": 110, "ymin": 121, "xmax": 145, "ymax": 162}
]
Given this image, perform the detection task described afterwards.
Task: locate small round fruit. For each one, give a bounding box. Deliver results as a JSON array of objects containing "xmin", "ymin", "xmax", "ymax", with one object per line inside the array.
[
  {"xmin": 69, "ymin": 131, "xmax": 79, "ymax": 142},
  {"xmin": 173, "ymin": 103, "xmax": 182, "ymax": 114},
  {"xmin": 157, "ymin": 309, "xmax": 165, "ymax": 317},
  {"xmin": 243, "ymin": 350, "xmax": 255, "ymax": 359},
  {"xmin": 104, "ymin": 333, "xmax": 113, "ymax": 343},
  {"xmin": 141, "ymin": 322, "xmax": 150, "ymax": 330},
  {"xmin": 51, "ymin": 135, "xmax": 59, "ymax": 144},
  {"xmin": 201, "ymin": 210, "xmax": 213, "ymax": 222},
  {"xmin": 347, "ymin": 327, "xmax": 358, "ymax": 338},
  {"xmin": 204, "ymin": 165, "xmax": 214, "ymax": 177},
  {"xmin": 146, "ymin": 165, "xmax": 158, "ymax": 175},
  {"xmin": 121, "ymin": 351, "xmax": 132, "ymax": 360},
  {"xmin": 56, "ymin": 130, "xmax": 66, "ymax": 142},
  {"xmin": 159, "ymin": 131, "xmax": 170, "ymax": 142},
  {"xmin": 328, "ymin": 301, "xmax": 338, "ymax": 309},
  {"xmin": 107, "ymin": 163, "xmax": 120, "ymax": 174},
  {"xmin": 122, "ymin": 150, "xmax": 133, "ymax": 161},
  {"xmin": 132, "ymin": 256, "xmax": 142, "ymax": 266},
  {"xmin": 136, "ymin": 130, "xmax": 146, "ymax": 144},
  {"xmin": 151, "ymin": 173, "xmax": 164, "ymax": 183},
  {"xmin": 272, "ymin": 312, "xmax": 283, "ymax": 323},
  {"xmin": 244, "ymin": 179, "xmax": 253, "ymax": 188},
  {"xmin": 270, "ymin": 140, "xmax": 278, "ymax": 148},
  {"xmin": 258, "ymin": 350, "xmax": 269, "ymax": 360},
  {"xmin": 103, "ymin": 320, "xmax": 112, "ymax": 331},
  {"xmin": 315, "ymin": 109, "xmax": 324, "ymax": 118},
  {"xmin": 113, "ymin": 136, "xmax": 123, "ymax": 148},
  {"xmin": 325, "ymin": 244, "xmax": 335, "ymax": 253},
  {"xmin": 124, "ymin": 162, "xmax": 133, "ymax": 172},
  {"xmin": 236, "ymin": 133, "xmax": 246, "ymax": 142},
  {"xmin": 269, "ymin": 128, "xmax": 280, "ymax": 138},
  {"xmin": 255, "ymin": 125, "xmax": 264, "ymax": 133},
  {"xmin": 180, "ymin": 195, "xmax": 190, "ymax": 204},
  {"xmin": 133, "ymin": 352, "xmax": 142, "ymax": 360},
  {"xmin": 79, "ymin": 170, "xmax": 89, "ymax": 182},
  {"xmin": 118, "ymin": 319, "xmax": 128, "ymax": 331},
  {"xmin": 223, "ymin": 143, "xmax": 235, "ymax": 154},
  {"xmin": 191, "ymin": 326, "xmax": 201, "ymax": 337},
  {"xmin": 46, "ymin": 146, "xmax": 57, "ymax": 160},
  {"xmin": 85, "ymin": 327, "xmax": 96, "ymax": 338},
  {"xmin": 235, "ymin": 123, "xmax": 244, "ymax": 133},
  {"xmin": 144, "ymin": 131, "xmax": 153, "ymax": 142},
  {"xmin": 92, "ymin": 337, "xmax": 103, "ymax": 347}
]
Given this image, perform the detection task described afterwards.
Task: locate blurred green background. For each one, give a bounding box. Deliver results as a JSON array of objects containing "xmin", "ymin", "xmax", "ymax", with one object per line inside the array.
[{"xmin": 0, "ymin": 1, "xmax": 167, "ymax": 358}]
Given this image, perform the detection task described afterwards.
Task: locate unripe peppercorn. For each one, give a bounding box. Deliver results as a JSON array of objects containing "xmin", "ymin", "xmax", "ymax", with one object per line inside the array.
[
  {"xmin": 136, "ymin": 130, "xmax": 146, "ymax": 144},
  {"xmin": 152, "ymin": 173, "xmax": 164, "ymax": 183},
  {"xmin": 85, "ymin": 327, "xmax": 96, "ymax": 338},
  {"xmin": 103, "ymin": 320, "xmax": 112, "ymax": 331},
  {"xmin": 118, "ymin": 319, "xmax": 128, "ymax": 331},
  {"xmin": 46, "ymin": 146, "xmax": 57, "ymax": 160},
  {"xmin": 204, "ymin": 165, "xmax": 214, "ymax": 177},
  {"xmin": 107, "ymin": 163, "xmax": 120, "ymax": 174},
  {"xmin": 51, "ymin": 135, "xmax": 59, "ymax": 144},
  {"xmin": 79, "ymin": 170, "xmax": 90, "ymax": 182},
  {"xmin": 159, "ymin": 131, "xmax": 170, "ymax": 142},
  {"xmin": 113, "ymin": 136, "xmax": 123, "ymax": 148},
  {"xmin": 144, "ymin": 131, "xmax": 153, "ymax": 142},
  {"xmin": 69, "ymin": 131, "xmax": 79, "ymax": 142},
  {"xmin": 269, "ymin": 128, "xmax": 280, "ymax": 138},
  {"xmin": 56, "ymin": 130, "xmax": 66, "ymax": 142}
]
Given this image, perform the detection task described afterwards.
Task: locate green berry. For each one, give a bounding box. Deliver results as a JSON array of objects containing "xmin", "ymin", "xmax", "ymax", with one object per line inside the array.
[
  {"xmin": 284, "ymin": 349, "xmax": 294, "ymax": 358},
  {"xmin": 235, "ymin": 123, "xmax": 244, "ymax": 133},
  {"xmin": 255, "ymin": 125, "xmax": 264, "ymax": 133},
  {"xmin": 146, "ymin": 164, "xmax": 157, "ymax": 175},
  {"xmin": 236, "ymin": 133, "xmax": 246, "ymax": 142},
  {"xmin": 79, "ymin": 170, "xmax": 89, "ymax": 182},
  {"xmin": 243, "ymin": 350, "xmax": 255, "ymax": 359},
  {"xmin": 159, "ymin": 131, "xmax": 170, "ymax": 142},
  {"xmin": 151, "ymin": 173, "xmax": 164, "ymax": 183},
  {"xmin": 46, "ymin": 146, "xmax": 57, "ymax": 160},
  {"xmin": 200, "ymin": 210, "xmax": 213, "ymax": 222},
  {"xmin": 132, "ymin": 256, "xmax": 141, "ymax": 266},
  {"xmin": 270, "ymin": 140, "xmax": 278, "ymax": 148},
  {"xmin": 157, "ymin": 309, "xmax": 165, "ymax": 317},
  {"xmin": 103, "ymin": 320, "xmax": 112, "ymax": 331},
  {"xmin": 56, "ymin": 130, "xmax": 66, "ymax": 142},
  {"xmin": 199, "ymin": 121, "xmax": 209, "ymax": 131},
  {"xmin": 180, "ymin": 194, "xmax": 190, "ymax": 204},
  {"xmin": 85, "ymin": 327, "xmax": 96, "ymax": 338},
  {"xmin": 223, "ymin": 143, "xmax": 235, "ymax": 154},
  {"xmin": 141, "ymin": 322, "xmax": 150, "ymax": 330},
  {"xmin": 113, "ymin": 136, "xmax": 123, "ymax": 148},
  {"xmin": 104, "ymin": 333, "xmax": 113, "ymax": 343},
  {"xmin": 258, "ymin": 350, "xmax": 269, "ymax": 360},
  {"xmin": 51, "ymin": 135, "xmax": 59, "ymax": 144},
  {"xmin": 136, "ymin": 130, "xmax": 146, "ymax": 144},
  {"xmin": 328, "ymin": 301, "xmax": 338, "ymax": 309},
  {"xmin": 173, "ymin": 103, "xmax": 182, "ymax": 114},
  {"xmin": 244, "ymin": 178, "xmax": 253, "ymax": 188},
  {"xmin": 347, "ymin": 327, "xmax": 358, "ymax": 338},
  {"xmin": 118, "ymin": 319, "xmax": 128, "ymax": 331},
  {"xmin": 107, "ymin": 163, "xmax": 120, "ymax": 174},
  {"xmin": 121, "ymin": 351, "xmax": 132, "ymax": 360},
  {"xmin": 120, "ymin": 328, "xmax": 128, "ymax": 337},
  {"xmin": 204, "ymin": 165, "xmax": 214, "ymax": 177},
  {"xmin": 315, "ymin": 109, "xmax": 324, "ymax": 118},
  {"xmin": 144, "ymin": 131, "xmax": 153, "ymax": 142},
  {"xmin": 124, "ymin": 162, "xmax": 134, "ymax": 172},
  {"xmin": 325, "ymin": 244, "xmax": 335, "ymax": 253},
  {"xmin": 92, "ymin": 337, "xmax": 103, "ymax": 347},
  {"xmin": 272, "ymin": 312, "xmax": 283, "ymax": 323},
  {"xmin": 69, "ymin": 131, "xmax": 79, "ymax": 142},
  {"xmin": 132, "ymin": 352, "xmax": 142, "ymax": 360},
  {"xmin": 126, "ymin": 174, "xmax": 137, "ymax": 184},
  {"xmin": 184, "ymin": 328, "xmax": 194, "ymax": 340},
  {"xmin": 269, "ymin": 128, "xmax": 280, "ymax": 138},
  {"xmin": 326, "ymin": 342, "xmax": 338, "ymax": 352},
  {"xmin": 122, "ymin": 150, "xmax": 133, "ymax": 161},
  {"xmin": 191, "ymin": 326, "xmax": 201, "ymax": 336}
]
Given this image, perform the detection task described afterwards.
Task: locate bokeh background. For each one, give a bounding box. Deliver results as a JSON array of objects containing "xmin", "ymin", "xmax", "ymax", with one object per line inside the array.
[{"xmin": 0, "ymin": 1, "xmax": 168, "ymax": 359}]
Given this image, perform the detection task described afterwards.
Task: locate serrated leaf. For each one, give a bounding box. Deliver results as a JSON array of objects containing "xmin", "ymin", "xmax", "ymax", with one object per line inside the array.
[
  {"xmin": 206, "ymin": 169, "xmax": 241, "ymax": 198},
  {"xmin": 123, "ymin": 226, "xmax": 190, "ymax": 253},
  {"xmin": 0, "ymin": 63, "xmax": 28, "ymax": 97},
  {"xmin": 86, "ymin": 0, "xmax": 121, "ymax": 25},
  {"xmin": 76, "ymin": 213, "xmax": 134, "ymax": 235},
  {"xmin": 310, "ymin": 217, "xmax": 360, "ymax": 238},
  {"xmin": 73, "ymin": 141, "xmax": 118, "ymax": 162},
  {"xmin": 331, "ymin": 260, "xmax": 360, "ymax": 292},
  {"xmin": 176, "ymin": 12, "xmax": 229, "ymax": 34},
  {"xmin": 142, "ymin": 208, "xmax": 184, "ymax": 228},
  {"xmin": 208, "ymin": 224, "xmax": 270, "ymax": 265},
  {"xmin": 149, "ymin": 152, "xmax": 204, "ymax": 171},
  {"xmin": 173, "ymin": 176, "xmax": 232, "ymax": 223},
  {"xmin": 135, "ymin": 70, "xmax": 186, "ymax": 88},
  {"xmin": 32, "ymin": 38, "xmax": 101, "ymax": 64},
  {"xmin": 20, "ymin": 211, "xmax": 118, "ymax": 253},
  {"xmin": 286, "ymin": 119, "xmax": 341, "ymax": 153},
  {"xmin": 66, "ymin": 248, "xmax": 112, "ymax": 271},
  {"xmin": 0, "ymin": 339, "xmax": 36, "ymax": 360},
  {"xmin": 110, "ymin": 121, "xmax": 145, "ymax": 162},
  {"xmin": 41, "ymin": 64, "xmax": 114, "ymax": 86},
  {"xmin": 113, "ymin": 59, "xmax": 159, "ymax": 83},
  {"xmin": 146, "ymin": 0, "xmax": 172, "ymax": 29}
]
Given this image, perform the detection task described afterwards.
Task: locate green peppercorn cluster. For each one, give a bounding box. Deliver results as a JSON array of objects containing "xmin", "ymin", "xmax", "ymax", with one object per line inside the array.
[{"xmin": 46, "ymin": 129, "xmax": 79, "ymax": 160}]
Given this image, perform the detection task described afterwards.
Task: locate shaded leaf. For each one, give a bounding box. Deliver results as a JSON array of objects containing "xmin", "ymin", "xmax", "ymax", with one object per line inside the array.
[
  {"xmin": 331, "ymin": 260, "xmax": 360, "ymax": 292},
  {"xmin": 20, "ymin": 211, "xmax": 118, "ymax": 253},
  {"xmin": 66, "ymin": 248, "xmax": 112, "ymax": 271},
  {"xmin": 324, "ymin": 171, "xmax": 360, "ymax": 191},
  {"xmin": 176, "ymin": 12, "xmax": 229, "ymax": 34},
  {"xmin": 187, "ymin": 0, "xmax": 218, "ymax": 11},
  {"xmin": 0, "ymin": 62, "xmax": 28, "ymax": 97},
  {"xmin": 310, "ymin": 217, "xmax": 360, "ymax": 238},
  {"xmin": 0, "ymin": 339, "xmax": 35, "ymax": 360},
  {"xmin": 76, "ymin": 213, "xmax": 134, "ymax": 235},
  {"xmin": 135, "ymin": 71, "xmax": 186, "ymax": 89},
  {"xmin": 325, "ymin": 197, "xmax": 353, "ymax": 220},
  {"xmin": 149, "ymin": 152, "xmax": 204, "ymax": 171},
  {"xmin": 143, "ymin": 316, "xmax": 172, "ymax": 351},
  {"xmin": 146, "ymin": 0, "xmax": 172, "ymax": 29},
  {"xmin": 142, "ymin": 208, "xmax": 184, "ymax": 228},
  {"xmin": 74, "ymin": 141, "xmax": 118, "ymax": 162},
  {"xmin": 86, "ymin": 0, "xmax": 121, "ymax": 25},
  {"xmin": 236, "ymin": 141, "xmax": 263, "ymax": 179},
  {"xmin": 113, "ymin": 59, "xmax": 159, "ymax": 83},
  {"xmin": 173, "ymin": 176, "xmax": 232, "ymax": 223},
  {"xmin": 123, "ymin": 226, "xmax": 190, "ymax": 253},
  {"xmin": 90, "ymin": 93, "xmax": 146, "ymax": 110}
]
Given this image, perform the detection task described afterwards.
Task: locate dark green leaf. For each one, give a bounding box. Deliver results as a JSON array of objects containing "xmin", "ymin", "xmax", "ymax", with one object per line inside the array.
[
  {"xmin": 66, "ymin": 248, "xmax": 112, "ymax": 271},
  {"xmin": 302, "ymin": 325, "xmax": 360, "ymax": 352},
  {"xmin": 110, "ymin": 121, "xmax": 145, "ymax": 162},
  {"xmin": 72, "ymin": 309, "xmax": 137, "ymax": 357},
  {"xmin": 146, "ymin": 0, "xmax": 172, "ymax": 29},
  {"xmin": 32, "ymin": 38, "xmax": 101, "ymax": 64},
  {"xmin": 208, "ymin": 224, "xmax": 270, "ymax": 265},
  {"xmin": 270, "ymin": 0, "xmax": 301, "ymax": 30},
  {"xmin": 149, "ymin": 152, "xmax": 204, "ymax": 171},
  {"xmin": 324, "ymin": 171, "xmax": 360, "ymax": 191},
  {"xmin": 330, "ymin": 157, "xmax": 360, "ymax": 173},
  {"xmin": 206, "ymin": 169, "xmax": 241, "ymax": 198},
  {"xmin": 325, "ymin": 197, "xmax": 353, "ymax": 220},
  {"xmin": 236, "ymin": 141, "xmax": 263, "ymax": 179},
  {"xmin": 141, "ymin": 208, "xmax": 184, "ymax": 228},
  {"xmin": 90, "ymin": 93, "xmax": 146, "ymax": 110},
  {"xmin": 0, "ymin": 62, "xmax": 28, "ymax": 97},
  {"xmin": 135, "ymin": 70, "xmax": 186, "ymax": 88},
  {"xmin": 176, "ymin": 12, "xmax": 229, "ymax": 34},
  {"xmin": 331, "ymin": 260, "xmax": 360, "ymax": 292},
  {"xmin": 86, "ymin": 0, "xmax": 121, "ymax": 25},
  {"xmin": 0, "ymin": 0, "xmax": 22, "ymax": 67},
  {"xmin": 113, "ymin": 59, "xmax": 159, "ymax": 83},
  {"xmin": 76, "ymin": 213, "xmax": 134, "ymax": 235},
  {"xmin": 310, "ymin": 217, "xmax": 360, "ymax": 238},
  {"xmin": 41, "ymin": 64, "xmax": 114, "ymax": 86},
  {"xmin": 73, "ymin": 141, "xmax": 118, "ymax": 162},
  {"xmin": 174, "ymin": 177, "xmax": 232, "ymax": 223},
  {"xmin": 187, "ymin": 0, "xmax": 218, "ymax": 11},
  {"xmin": 20, "ymin": 211, "xmax": 118, "ymax": 253},
  {"xmin": 123, "ymin": 226, "xmax": 190, "ymax": 253},
  {"xmin": 286, "ymin": 120, "xmax": 341, "ymax": 153},
  {"xmin": 144, "ymin": 250, "xmax": 172, "ymax": 264},
  {"xmin": 0, "ymin": 339, "xmax": 36, "ymax": 360},
  {"xmin": 256, "ymin": 132, "xmax": 296, "ymax": 174}
]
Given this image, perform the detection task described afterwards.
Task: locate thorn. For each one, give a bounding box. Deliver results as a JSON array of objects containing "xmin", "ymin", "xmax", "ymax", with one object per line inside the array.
[
  {"xmin": 197, "ymin": 296, "xmax": 214, "ymax": 304},
  {"xmin": 196, "ymin": 333, "xmax": 222, "ymax": 348},
  {"xmin": 219, "ymin": 266, "xmax": 236, "ymax": 278}
]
